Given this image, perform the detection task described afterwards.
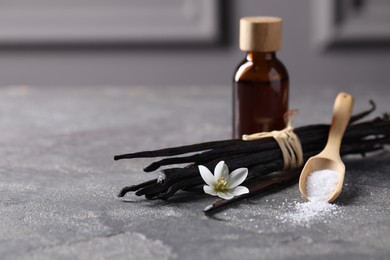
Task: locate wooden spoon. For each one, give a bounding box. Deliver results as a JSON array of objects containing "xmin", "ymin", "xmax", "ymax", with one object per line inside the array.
[{"xmin": 299, "ymin": 92, "xmax": 354, "ymax": 203}]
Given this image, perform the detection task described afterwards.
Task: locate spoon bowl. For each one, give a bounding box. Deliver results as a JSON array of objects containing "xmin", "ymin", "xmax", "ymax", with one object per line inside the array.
[
  {"xmin": 299, "ymin": 92, "xmax": 354, "ymax": 203},
  {"xmin": 299, "ymin": 157, "xmax": 345, "ymax": 202}
]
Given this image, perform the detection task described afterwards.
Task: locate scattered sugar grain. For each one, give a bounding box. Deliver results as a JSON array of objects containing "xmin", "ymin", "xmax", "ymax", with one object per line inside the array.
[{"xmin": 283, "ymin": 169, "xmax": 340, "ymax": 224}]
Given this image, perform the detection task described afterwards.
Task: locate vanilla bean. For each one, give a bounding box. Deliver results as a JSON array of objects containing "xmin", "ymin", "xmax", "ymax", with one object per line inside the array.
[
  {"xmin": 349, "ymin": 100, "xmax": 376, "ymax": 123},
  {"xmin": 158, "ymin": 153, "xmax": 250, "ymax": 183},
  {"xmin": 343, "ymin": 121, "xmax": 390, "ymax": 140},
  {"xmin": 182, "ymin": 185, "xmax": 203, "ymax": 192},
  {"xmin": 114, "ymin": 139, "xmax": 242, "ymax": 160},
  {"xmin": 204, "ymin": 169, "xmax": 301, "ymax": 214},
  {"xmin": 157, "ymin": 177, "xmax": 202, "ymax": 200},
  {"xmin": 143, "ymin": 139, "xmax": 277, "ymax": 172},
  {"xmin": 341, "ymin": 138, "xmax": 388, "ymax": 155},
  {"xmin": 134, "ymin": 182, "xmax": 169, "ymax": 196},
  {"xmin": 117, "ymin": 179, "xmax": 158, "ymax": 197}
]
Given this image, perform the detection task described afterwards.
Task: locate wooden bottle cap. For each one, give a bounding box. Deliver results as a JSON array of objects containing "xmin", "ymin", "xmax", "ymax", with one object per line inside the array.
[{"xmin": 240, "ymin": 16, "xmax": 282, "ymax": 52}]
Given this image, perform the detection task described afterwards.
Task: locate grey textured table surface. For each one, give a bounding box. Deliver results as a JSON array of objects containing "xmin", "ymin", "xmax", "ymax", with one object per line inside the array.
[{"xmin": 0, "ymin": 85, "xmax": 389, "ymax": 260}]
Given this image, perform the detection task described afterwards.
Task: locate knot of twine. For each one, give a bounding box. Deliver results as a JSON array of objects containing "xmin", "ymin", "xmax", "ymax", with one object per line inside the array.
[{"xmin": 242, "ymin": 110, "xmax": 303, "ymax": 169}]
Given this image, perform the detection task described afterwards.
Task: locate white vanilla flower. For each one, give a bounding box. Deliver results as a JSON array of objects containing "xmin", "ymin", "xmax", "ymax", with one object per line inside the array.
[{"xmin": 198, "ymin": 161, "xmax": 249, "ymax": 200}]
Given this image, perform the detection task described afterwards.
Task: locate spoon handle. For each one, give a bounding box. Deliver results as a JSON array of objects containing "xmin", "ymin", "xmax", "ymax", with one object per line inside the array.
[{"xmin": 321, "ymin": 92, "xmax": 354, "ymax": 158}]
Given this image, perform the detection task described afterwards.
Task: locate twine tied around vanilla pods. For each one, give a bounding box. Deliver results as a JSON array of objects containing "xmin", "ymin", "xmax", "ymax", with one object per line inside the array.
[{"xmin": 242, "ymin": 110, "xmax": 303, "ymax": 169}]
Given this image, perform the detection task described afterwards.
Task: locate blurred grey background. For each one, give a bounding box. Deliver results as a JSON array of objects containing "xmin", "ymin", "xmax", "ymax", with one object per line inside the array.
[{"xmin": 0, "ymin": 0, "xmax": 389, "ymax": 88}]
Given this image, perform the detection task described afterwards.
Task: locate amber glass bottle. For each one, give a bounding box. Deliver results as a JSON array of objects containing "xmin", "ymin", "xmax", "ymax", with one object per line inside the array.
[{"xmin": 233, "ymin": 17, "xmax": 289, "ymax": 139}]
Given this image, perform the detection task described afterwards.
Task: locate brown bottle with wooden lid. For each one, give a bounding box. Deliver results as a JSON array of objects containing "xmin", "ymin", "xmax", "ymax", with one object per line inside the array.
[{"xmin": 233, "ymin": 16, "xmax": 289, "ymax": 139}]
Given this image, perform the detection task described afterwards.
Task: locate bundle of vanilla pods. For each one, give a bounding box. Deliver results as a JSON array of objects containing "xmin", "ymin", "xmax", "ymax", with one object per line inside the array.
[{"xmin": 114, "ymin": 102, "xmax": 390, "ymax": 213}]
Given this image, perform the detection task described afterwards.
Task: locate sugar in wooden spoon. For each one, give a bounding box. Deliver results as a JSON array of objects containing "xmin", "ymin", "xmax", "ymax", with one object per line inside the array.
[{"xmin": 299, "ymin": 92, "xmax": 354, "ymax": 203}]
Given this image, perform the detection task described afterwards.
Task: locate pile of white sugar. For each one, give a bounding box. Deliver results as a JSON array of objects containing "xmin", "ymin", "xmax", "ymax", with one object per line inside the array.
[
  {"xmin": 282, "ymin": 169, "xmax": 340, "ymax": 224},
  {"xmin": 306, "ymin": 169, "xmax": 339, "ymax": 202}
]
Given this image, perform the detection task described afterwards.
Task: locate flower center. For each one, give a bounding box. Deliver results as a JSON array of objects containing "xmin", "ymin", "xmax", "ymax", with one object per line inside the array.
[{"xmin": 214, "ymin": 177, "xmax": 229, "ymax": 191}]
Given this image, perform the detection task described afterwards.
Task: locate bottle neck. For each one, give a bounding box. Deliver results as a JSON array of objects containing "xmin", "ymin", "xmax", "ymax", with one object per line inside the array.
[{"xmin": 246, "ymin": 51, "xmax": 276, "ymax": 61}]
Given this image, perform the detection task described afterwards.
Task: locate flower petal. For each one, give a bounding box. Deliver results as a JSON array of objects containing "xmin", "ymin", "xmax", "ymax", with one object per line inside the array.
[
  {"xmin": 231, "ymin": 186, "xmax": 249, "ymax": 196},
  {"xmin": 198, "ymin": 165, "xmax": 215, "ymax": 186},
  {"xmin": 203, "ymin": 185, "xmax": 217, "ymax": 196},
  {"xmin": 214, "ymin": 161, "xmax": 229, "ymax": 180},
  {"xmin": 217, "ymin": 191, "xmax": 234, "ymax": 200},
  {"xmin": 228, "ymin": 167, "xmax": 248, "ymax": 188}
]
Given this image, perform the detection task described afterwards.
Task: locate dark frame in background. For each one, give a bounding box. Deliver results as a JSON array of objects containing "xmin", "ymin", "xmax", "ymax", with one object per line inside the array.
[
  {"xmin": 311, "ymin": 0, "xmax": 390, "ymax": 50},
  {"xmin": 0, "ymin": 0, "xmax": 231, "ymax": 50}
]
